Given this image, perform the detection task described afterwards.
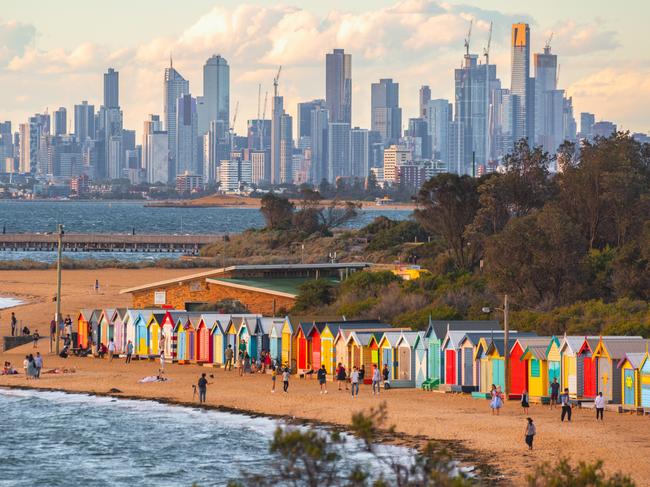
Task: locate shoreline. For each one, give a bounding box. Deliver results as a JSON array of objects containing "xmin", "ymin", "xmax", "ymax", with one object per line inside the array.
[{"xmin": 0, "ymin": 382, "xmax": 500, "ymax": 484}]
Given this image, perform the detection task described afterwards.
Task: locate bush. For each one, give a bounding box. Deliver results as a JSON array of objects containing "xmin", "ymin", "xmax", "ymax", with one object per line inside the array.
[{"xmin": 292, "ymin": 279, "xmax": 336, "ymax": 312}]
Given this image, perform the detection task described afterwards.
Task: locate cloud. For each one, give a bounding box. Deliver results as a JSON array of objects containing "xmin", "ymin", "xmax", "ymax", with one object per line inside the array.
[
  {"xmin": 543, "ymin": 20, "xmax": 620, "ymax": 56},
  {"xmin": 0, "ymin": 19, "xmax": 36, "ymax": 64}
]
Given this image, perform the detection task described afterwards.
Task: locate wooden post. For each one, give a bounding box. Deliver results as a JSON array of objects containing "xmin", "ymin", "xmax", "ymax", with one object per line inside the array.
[{"xmin": 503, "ymin": 294, "xmax": 509, "ymax": 399}]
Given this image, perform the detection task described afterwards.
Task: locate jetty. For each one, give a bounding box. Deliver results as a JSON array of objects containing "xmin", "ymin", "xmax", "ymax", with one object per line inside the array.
[{"xmin": 0, "ymin": 233, "xmax": 221, "ymax": 253}]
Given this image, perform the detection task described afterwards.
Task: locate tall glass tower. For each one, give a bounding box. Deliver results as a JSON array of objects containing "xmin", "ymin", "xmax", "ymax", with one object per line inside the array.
[
  {"xmin": 325, "ymin": 49, "xmax": 352, "ymax": 124},
  {"xmin": 510, "ymin": 23, "xmax": 531, "ymax": 144},
  {"xmin": 203, "ymin": 55, "xmax": 230, "ymax": 128}
]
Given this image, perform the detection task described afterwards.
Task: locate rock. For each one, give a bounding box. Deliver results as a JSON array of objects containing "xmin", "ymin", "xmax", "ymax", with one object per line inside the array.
[{"xmin": 108, "ymin": 388, "xmax": 122, "ymax": 393}]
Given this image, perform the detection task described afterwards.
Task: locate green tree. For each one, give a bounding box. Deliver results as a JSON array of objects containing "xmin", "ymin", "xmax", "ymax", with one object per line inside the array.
[
  {"xmin": 415, "ymin": 174, "xmax": 480, "ymax": 270},
  {"xmin": 292, "ymin": 279, "xmax": 336, "ymax": 312},
  {"xmin": 528, "ymin": 459, "xmax": 635, "ymax": 487},
  {"xmin": 260, "ymin": 193, "xmax": 295, "ymax": 230}
]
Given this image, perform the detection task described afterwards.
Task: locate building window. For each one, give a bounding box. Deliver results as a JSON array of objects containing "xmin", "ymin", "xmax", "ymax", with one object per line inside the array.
[{"xmin": 531, "ymin": 359, "xmax": 540, "ymax": 378}]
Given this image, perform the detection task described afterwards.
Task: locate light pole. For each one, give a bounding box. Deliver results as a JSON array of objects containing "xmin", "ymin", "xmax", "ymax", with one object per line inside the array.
[
  {"xmin": 482, "ymin": 294, "xmax": 510, "ymax": 398},
  {"xmin": 55, "ymin": 224, "xmax": 64, "ymax": 355}
]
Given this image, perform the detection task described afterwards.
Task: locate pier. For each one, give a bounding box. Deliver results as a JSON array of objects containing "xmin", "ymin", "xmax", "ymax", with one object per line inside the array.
[{"xmin": 0, "ymin": 233, "xmax": 221, "ymax": 253}]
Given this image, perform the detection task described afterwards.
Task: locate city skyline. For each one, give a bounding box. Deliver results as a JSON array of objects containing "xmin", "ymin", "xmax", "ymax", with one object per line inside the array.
[{"xmin": 0, "ymin": 0, "xmax": 648, "ymax": 137}]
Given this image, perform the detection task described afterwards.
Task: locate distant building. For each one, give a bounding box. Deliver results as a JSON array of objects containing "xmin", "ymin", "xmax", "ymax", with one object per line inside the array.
[
  {"xmin": 419, "ymin": 85, "xmax": 431, "ymax": 118},
  {"xmin": 382, "ymin": 145, "xmax": 410, "ymax": 184},
  {"xmin": 511, "ymin": 23, "xmax": 533, "ymax": 144},
  {"xmin": 74, "ymin": 101, "xmax": 95, "ymax": 143},
  {"xmin": 325, "ymin": 49, "xmax": 352, "ymax": 124},
  {"xmin": 371, "ymin": 78, "xmax": 402, "ymax": 146},
  {"xmin": 592, "ymin": 121, "xmax": 617, "ymax": 138},
  {"xmin": 218, "ymin": 157, "xmax": 252, "ymax": 192},
  {"xmin": 426, "ymin": 99, "xmax": 451, "ymax": 162},
  {"xmin": 143, "ymin": 114, "xmax": 168, "ymax": 184},
  {"xmin": 176, "ymin": 172, "xmax": 203, "ymax": 193},
  {"xmin": 175, "ymin": 94, "xmax": 198, "ymax": 176},
  {"xmin": 350, "ymin": 127, "xmax": 369, "ymax": 179},
  {"xmin": 327, "ymin": 122, "xmax": 350, "ymax": 181},
  {"xmin": 70, "ymin": 173, "xmax": 90, "ymax": 194},
  {"xmin": 309, "ymin": 106, "xmax": 329, "ymax": 184},
  {"xmin": 580, "ymin": 112, "xmax": 595, "ymax": 140},
  {"xmin": 201, "ymin": 54, "xmax": 229, "ymax": 135},
  {"xmin": 104, "ymin": 68, "xmax": 119, "ymax": 108},
  {"xmin": 164, "ymin": 60, "xmax": 189, "ymax": 178},
  {"xmin": 54, "ymin": 107, "xmax": 67, "ymax": 136}
]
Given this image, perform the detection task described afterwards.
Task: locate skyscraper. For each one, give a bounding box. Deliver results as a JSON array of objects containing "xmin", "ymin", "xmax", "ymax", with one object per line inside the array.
[
  {"xmin": 534, "ymin": 43, "xmax": 564, "ymax": 154},
  {"xmin": 143, "ymin": 114, "xmax": 168, "ymax": 184},
  {"xmin": 103, "ymin": 68, "xmax": 119, "ymax": 108},
  {"xmin": 74, "ymin": 101, "xmax": 95, "ymax": 143},
  {"xmin": 325, "ymin": 49, "xmax": 352, "ymax": 124},
  {"xmin": 297, "ymin": 99, "xmax": 326, "ymax": 141},
  {"xmin": 407, "ymin": 118, "xmax": 430, "ymax": 160},
  {"xmin": 426, "ymin": 99, "xmax": 452, "ymax": 162},
  {"xmin": 309, "ymin": 107, "xmax": 329, "ymax": 184},
  {"xmin": 270, "ymin": 94, "xmax": 284, "ymax": 184},
  {"xmin": 202, "ymin": 55, "xmax": 230, "ymax": 133},
  {"xmin": 371, "ymin": 78, "xmax": 402, "ymax": 146},
  {"xmin": 511, "ymin": 23, "xmax": 532, "ymax": 144},
  {"xmin": 327, "ymin": 122, "xmax": 350, "ymax": 181},
  {"xmin": 164, "ymin": 60, "xmax": 189, "ymax": 177},
  {"xmin": 580, "ymin": 112, "xmax": 595, "ymax": 140},
  {"xmin": 54, "ymin": 107, "xmax": 67, "ymax": 136},
  {"xmin": 175, "ymin": 94, "xmax": 198, "ymax": 176},
  {"xmin": 419, "ymin": 85, "xmax": 431, "ymax": 118},
  {"xmin": 350, "ymin": 127, "xmax": 369, "ymax": 179},
  {"xmin": 279, "ymin": 113, "xmax": 293, "ymax": 184}
]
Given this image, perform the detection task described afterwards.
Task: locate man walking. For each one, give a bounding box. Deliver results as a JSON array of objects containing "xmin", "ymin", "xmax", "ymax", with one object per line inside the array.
[
  {"xmin": 371, "ymin": 364, "xmax": 381, "ymax": 395},
  {"xmin": 350, "ymin": 366, "xmax": 360, "ymax": 398},
  {"xmin": 595, "ymin": 391, "xmax": 605, "ymax": 421},
  {"xmin": 549, "ymin": 378, "xmax": 560, "ymax": 409},
  {"xmin": 125, "ymin": 340, "xmax": 133, "ymax": 364},
  {"xmin": 560, "ymin": 388, "xmax": 572, "ymax": 422},
  {"xmin": 197, "ymin": 373, "xmax": 208, "ymax": 403},
  {"xmin": 34, "ymin": 352, "xmax": 43, "ymax": 378},
  {"xmin": 225, "ymin": 345, "xmax": 234, "ymax": 371},
  {"xmin": 317, "ymin": 365, "xmax": 328, "ymax": 394},
  {"xmin": 282, "ymin": 366, "xmax": 290, "ymax": 393},
  {"xmin": 10, "ymin": 312, "xmax": 17, "ymax": 337},
  {"xmin": 108, "ymin": 339, "xmax": 116, "ymax": 361}
]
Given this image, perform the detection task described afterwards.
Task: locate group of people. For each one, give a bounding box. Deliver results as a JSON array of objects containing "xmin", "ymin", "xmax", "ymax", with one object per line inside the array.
[
  {"xmin": 22, "ymin": 353, "xmax": 43, "ymax": 379},
  {"xmin": 488, "ymin": 377, "xmax": 611, "ymax": 451},
  {"xmin": 2, "ymin": 361, "xmax": 18, "ymax": 375}
]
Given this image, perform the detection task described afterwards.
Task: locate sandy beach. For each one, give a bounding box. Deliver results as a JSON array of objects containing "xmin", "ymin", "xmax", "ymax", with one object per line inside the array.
[
  {"xmin": 2, "ymin": 267, "xmax": 649, "ymax": 485},
  {"xmin": 2, "ymin": 343, "xmax": 649, "ymax": 486}
]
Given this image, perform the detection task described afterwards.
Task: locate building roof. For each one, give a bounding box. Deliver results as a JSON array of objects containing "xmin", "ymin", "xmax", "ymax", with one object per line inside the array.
[
  {"xmin": 379, "ymin": 331, "xmax": 403, "ymax": 347},
  {"xmin": 119, "ymin": 263, "xmax": 370, "ymax": 294},
  {"xmin": 617, "ymin": 352, "xmax": 646, "ymax": 370},
  {"xmin": 398, "ymin": 331, "xmax": 420, "ymax": 348},
  {"xmin": 598, "ymin": 338, "xmax": 647, "ymax": 359},
  {"xmin": 425, "ymin": 320, "xmax": 500, "ymax": 341}
]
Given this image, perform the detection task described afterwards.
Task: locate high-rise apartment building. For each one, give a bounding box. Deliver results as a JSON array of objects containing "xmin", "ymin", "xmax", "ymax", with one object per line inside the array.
[
  {"xmin": 407, "ymin": 118, "xmax": 430, "ymax": 160},
  {"xmin": 297, "ymin": 99, "xmax": 326, "ymax": 141},
  {"xmin": 103, "ymin": 68, "xmax": 119, "ymax": 108},
  {"xmin": 426, "ymin": 99, "xmax": 452, "ymax": 162},
  {"xmin": 309, "ymin": 107, "xmax": 329, "ymax": 184},
  {"xmin": 534, "ymin": 44, "xmax": 565, "ymax": 154},
  {"xmin": 164, "ymin": 61, "xmax": 189, "ymax": 177},
  {"xmin": 143, "ymin": 114, "xmax": 168, "ymax": 184},
  {"xmin": 382, "ymin": 145, "xmax": 411, "ymax": 184},
  {"xmin": 419, "ymin": 85, "xmax": 431, "ymax": 118},
  {"xmin": 350, "ymin": 127, "xmax": 369, "ymax": 179},
  {"xmin": 325, "ymin": 49, "xmax": 352, "ymax": 124},
  {"xmin": 175, "ymin": 94, "xmax": 198, "ymax": 177},
  {"xmin": 327, "ymin": 122, "xmax": 350, "ymax": 181},
  {"xmin": 371, "ymin": 78, "xmax": 402, "ymax": 146},
  {"xmin": 511, "ymin": 23, "xmax": 533, "ymax": 144},
  {"xmin": 202, "ymin": 55, "xmax": 230, "ymax": 134},
  {"xmin": 54, "ymin": 107, "xmax": 67, "ymax": 136},
  {"xmin": 74, "ymin": 101, "xmax": 95, "ymax": 142},
  {"xmin": 279, "ymin": 113, "xmax": 293, "ymax": 184},
  {"xmin": 580, "ymin": 112, "xmax": 595, "ymax": 140}
]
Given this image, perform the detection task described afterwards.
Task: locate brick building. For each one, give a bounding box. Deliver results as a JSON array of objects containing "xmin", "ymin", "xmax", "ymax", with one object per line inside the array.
[{"xmin": 120, "ymin": 263, "xmax": 369, "ymax": 315}]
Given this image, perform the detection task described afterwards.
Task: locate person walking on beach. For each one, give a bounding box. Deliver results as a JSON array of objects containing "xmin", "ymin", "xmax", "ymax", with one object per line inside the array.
[
  {"xmin": 225, "ymin": 345, "xmax": 234, "ymax": 371},
  {"xmin": 336, "ymin": 363, "xmax": 347, "ymax": 391},
  {"xmin": 34, "ymin": 352, "xmax": 43, "ymax": 378},
  {"xmin": 271, "ymin": 366, "xmax": 277, "ymax": 393},
  {"xmin": 125, "ymin": 340, "xmax": 133, "ymax": 364},
  {"xmin": 350, "ymin": 366, "xmax": 360, "ymax": 398},
  {"xmin": 282, "ymin": 367, "xmax": 290, "ymax": 393},
  {"xmin": 317, "ymin": 365, "xmax": 328, "ymax": 394},
  {"xmin": 549, "ymin": 378, "xmax": 560, "ymax": 409},
  {"xmin": 108, "ymin": 339, "xmax": 116, "ymax": 361},
  {"xmin": 490, "ymin": 384, "xmax": 503, "ymax": 415},
  {"xmin": 94, "ymin": 279, "xmax": 100, "ymax": 294},
  {"xmin": 32, "ymin": 329, "xmax": 40, "ymax": 348},
  {"xmin": 197, "ymin": 373, "xmax": 208, "ymax": 403},
  {"xmin": 371, "ymin": 364, "xmax": 381, "ymax": 395},
  {"xmin": 521, "ymin": 389, "xmax": 530, "ymax": 415},
  {"xmin": 595, "ymin": 391, "xmax": 605, "ymax": 421},
  {"xmin": 10, "ymin": 312, "xmax": 17, "ymax": 337},
  {"xmin": 23, "ymin": 355, "xmax": 28, "ymax": 377},
  {"xmin": 560, "ymin": 388, "xmax": 572, "ymax": 422},
  {"xmin": 159, "ymin": 349, "xmax": 165, "ymax": 373},
  {"xmin": 524, "ymin": 418, "xmax": 536, "ymax": 450},
  {"xmin": 50, "ymin": 319, "xmax": 56, "ymax": 344}
]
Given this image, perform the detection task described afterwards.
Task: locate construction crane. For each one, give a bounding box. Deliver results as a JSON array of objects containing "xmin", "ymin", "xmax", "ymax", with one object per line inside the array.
[
  {"xmin": 273, "ymin": 66, "xmax": 282, "ymax": 97},
  {"xmin": 229, "ymin": 100, "xmax": 239, "ymax": 153},
  {"xmin": 545, "ymin": 32, "xmax": 554, "ymax": 51},
  {"xmin": 464, "ymin": 19, "xmax": 473, "ymax": 56},
  {"xmin": 483, "ymin": 21, "xmax": 493, "ymax": 65}
]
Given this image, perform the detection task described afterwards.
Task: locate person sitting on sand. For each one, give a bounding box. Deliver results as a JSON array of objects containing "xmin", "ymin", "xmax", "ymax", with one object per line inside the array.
[{"xmin": 97, "ymin": 343, "xmax": 108, "ymax": 359}]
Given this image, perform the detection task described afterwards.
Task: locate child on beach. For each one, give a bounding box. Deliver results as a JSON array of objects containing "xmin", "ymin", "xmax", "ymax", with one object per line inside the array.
[
  {"xmin": 490, "ymin": 384, "xmax": 503, "ymax": 415},
  {"xmin": 271, "ymin": 367, "xmax": 277, "ymax": 393},
  {"xmin": 524, "ymin": 418, "xmax": 536, "ymax": 450},
  {"xmin": 282, "ymin": 367, "xmax": 290, "ymax": 393},
  {"xmin": 521, "ymin": 389, "xmax": 530, "ymax": 414},
  {"xmin": 317, "ymin": 365, "xmax": 328, "ymax": 394}
]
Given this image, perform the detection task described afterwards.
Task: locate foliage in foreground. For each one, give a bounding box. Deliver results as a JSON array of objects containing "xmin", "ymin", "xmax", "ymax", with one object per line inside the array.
[{"xmin": 224, "ymin": 404, "xmax": 634, "ymax": 487}]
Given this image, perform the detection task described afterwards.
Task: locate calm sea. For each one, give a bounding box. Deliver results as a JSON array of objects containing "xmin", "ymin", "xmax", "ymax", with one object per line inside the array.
[
  {"xmin": 0, "ymin": 388, "xmax": 409, "ymax": 487},
  {"xmin": 0, "ymin": 201, "xmax": 410, "ymax": 262}
]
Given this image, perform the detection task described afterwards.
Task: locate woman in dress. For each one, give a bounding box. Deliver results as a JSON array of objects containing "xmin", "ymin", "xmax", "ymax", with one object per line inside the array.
[{"xmin": 490, "ymin": 384, "xmax": 503, "ymax": 415}]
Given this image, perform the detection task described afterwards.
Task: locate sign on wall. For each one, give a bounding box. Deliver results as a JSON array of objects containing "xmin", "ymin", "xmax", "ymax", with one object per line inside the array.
[{"xmin": 154, "ymin": 291, "xmax": 166, "ymax": 305}]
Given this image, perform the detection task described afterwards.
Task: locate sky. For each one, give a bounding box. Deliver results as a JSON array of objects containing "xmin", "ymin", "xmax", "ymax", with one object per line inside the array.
[{"xmin": 0, "ymin": 0, "xmax": 649, "ymax": 138}]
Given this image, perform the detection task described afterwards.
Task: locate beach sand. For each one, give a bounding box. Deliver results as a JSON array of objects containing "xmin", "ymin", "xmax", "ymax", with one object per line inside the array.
[
  {"xmin": 2, "ymin": 268, "xmax": 649, "ymax": 485},
  {"xmin": 0, "ymin": 268, "xmax": 211, "ymax": 334},
  {"xmin": 2, "ymin": 344, "xmax": 649, "ymax": 486}
]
